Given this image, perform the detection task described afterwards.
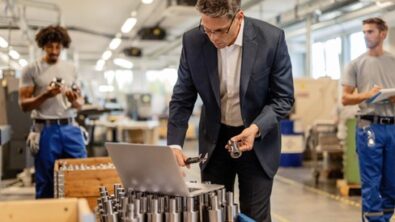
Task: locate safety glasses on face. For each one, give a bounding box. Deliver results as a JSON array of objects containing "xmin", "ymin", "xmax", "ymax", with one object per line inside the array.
[{"xmin": 199, "ymin": 10, "xmax": 240, "ymax": 37}]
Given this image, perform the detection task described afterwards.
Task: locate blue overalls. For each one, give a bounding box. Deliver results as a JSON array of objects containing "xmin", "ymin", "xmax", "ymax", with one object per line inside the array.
[
  {"xmin": 357, "ymin": 116, "xmax": 395, "ymax": 222},
  {"xmin": 35, "ymin": 121, "xmax": 86, "ymax": 198}
]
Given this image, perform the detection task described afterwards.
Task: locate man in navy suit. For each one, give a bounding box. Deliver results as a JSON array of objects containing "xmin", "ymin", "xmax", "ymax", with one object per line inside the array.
[{"xmin": 167, "ymin": 0, "xmax": 294, "ymax": 221}]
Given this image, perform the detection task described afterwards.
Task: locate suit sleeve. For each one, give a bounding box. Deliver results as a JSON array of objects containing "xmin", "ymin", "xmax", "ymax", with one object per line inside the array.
[
  {"xmin": 253, "ymin": 30, "xmax": 294, "ymax": 139},
  {"xmin": 167, "ymin": 36, "xmax": 198, "ymax": 147}
]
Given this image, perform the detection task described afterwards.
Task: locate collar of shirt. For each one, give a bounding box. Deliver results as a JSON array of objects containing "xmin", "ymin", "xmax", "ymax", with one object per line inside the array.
[{"xmin": 233, "ymin": 18, "xmax": 244, "ymax": 47}]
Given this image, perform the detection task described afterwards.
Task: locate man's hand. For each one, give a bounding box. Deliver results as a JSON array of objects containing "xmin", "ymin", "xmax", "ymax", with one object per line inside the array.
[
  {"xmin": 44, "ymin": 85, "xmax": 62, "ymax": 98},
  {"xmin": 171, "ymin": 148, "xmax": 189, "ymax": 168},
  {"xmin": 388, "ymin": 96, "xmax": 395, "ymax": 103},
  {"xmin": 65, "ymin": 90, "xmax": 79, "ymax": 103},
  {"xmin": 365, "ymin": 85, "xmax": 381, "ymax": 99},
  {"xmin": 229, "ymin": 124, "xmax": 259, "ymax": 152}
]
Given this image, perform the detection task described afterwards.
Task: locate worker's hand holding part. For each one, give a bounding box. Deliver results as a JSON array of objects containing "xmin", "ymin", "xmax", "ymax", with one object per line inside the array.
[{"xmin": 227, "ymin": 124, "xmax": 260, "ymax": 155}]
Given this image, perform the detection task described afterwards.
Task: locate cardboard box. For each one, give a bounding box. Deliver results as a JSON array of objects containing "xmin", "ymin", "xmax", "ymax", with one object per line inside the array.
[{"xmin": 0, "ymin": 198, "xmax": 94, "ymax": 222}]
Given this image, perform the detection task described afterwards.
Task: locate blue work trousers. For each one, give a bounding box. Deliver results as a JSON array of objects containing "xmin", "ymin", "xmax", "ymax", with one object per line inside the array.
[
  {"xmin": 35, "ymin": 124, "xmax": 86, "ymax": 198},
  {"xmin": 357, "ymin": 124, "xmax": 395, "ymax": 222}
]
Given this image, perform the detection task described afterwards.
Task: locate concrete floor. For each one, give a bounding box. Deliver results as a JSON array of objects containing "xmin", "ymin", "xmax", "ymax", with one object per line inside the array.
[{"xmin": 0, "ymin": 140, "xmax": 392, "ymax": 222}]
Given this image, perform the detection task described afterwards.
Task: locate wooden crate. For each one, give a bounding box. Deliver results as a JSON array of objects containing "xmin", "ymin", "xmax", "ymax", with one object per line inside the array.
[
  {"xmin": 337, "ymin": 179, "xmax": 361, "ymax": 196},
  {"xmin": 0, "ymin": 198, "xmax": 94, "ymax": 222},
  {"xmin": 54, "ymin": 157, "xmax": 122, "ymax": 210}
]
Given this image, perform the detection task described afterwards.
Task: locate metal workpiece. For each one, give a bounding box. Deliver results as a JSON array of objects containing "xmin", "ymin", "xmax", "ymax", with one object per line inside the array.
[
  {"xmin": 96, "ymin": 183, "xmax": 236, "ymax": 222},
  {"xmin": 227, "ymin": 140, "xmax": 242, "ymax": 159},
  {"xmin": 183, "ymin": 197, "xmax": 199, "ymax": 222},
  {"xmin": 123, "ymin": 203, "xmax": 139, "ymax": 222},
  {"xmin": 140, "ymin": 196, "xmax": 148, "ymax": 214},
  {"xmin": 208, "ymin": 195, "xmax": 223, "ymax": 222},
  {"xmin": 121, "ymin": 197, "xmax": 129, "ymax": 219},
  {"xmin": 103, "ymin": 200, "xmax": 118, "ymax": 222},
  {"xmin": 165, "ymin": 198, "xmax": 181, "ymax": 222},
  {"xmin": 134, "ymin": 199, "xmax": 144, "ymax": 222},
  {"xmin": 58, "ymin": 162, "xmax": 115, "ymax": 171},
  {"xmin": 216, "ymin": 189, "xmax": 226, "ymax": 207},
  {"xmin": 225, "ymin": 192, "xmax": 238, "ymax": 222},
  {"xmin": 147, "ymin": 199, "xmax": 163, "ymax": 222},
  {"xmin": 158, "ymin": 196, "xmax": 166, "ymax": 213}
]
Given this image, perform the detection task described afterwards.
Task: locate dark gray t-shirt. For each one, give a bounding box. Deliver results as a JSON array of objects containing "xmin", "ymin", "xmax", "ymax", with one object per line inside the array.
[
  {"xmin": 20, "ymin": 59, "xmax": 78, "ymax": 119},
  {"xmin": 342, "ymin": 51, "xmax": 395, "ymax": 116}
]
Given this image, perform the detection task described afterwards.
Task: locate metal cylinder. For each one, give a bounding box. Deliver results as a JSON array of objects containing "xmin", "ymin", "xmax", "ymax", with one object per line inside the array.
[
  {"xmin": 183, "ymin": 197, "xmax": 199, "ymax": 222},
  {"xmin": 228, "ymin": 141, "xmax": 242, "ymax": 158},
  {"xmin": 165, "ymin": 198, "xmax": 181, "ymax": 222},
  {"xmin": 225, "ymin": 192, "xmax": 238, "ymax": 222},
  {"xmin": 147, "ymin": 199, "xmax": 163, "ymax": 222},
  {"xmin": 208, "ymin": 195, "xmax": 223, "ymax": 222}
]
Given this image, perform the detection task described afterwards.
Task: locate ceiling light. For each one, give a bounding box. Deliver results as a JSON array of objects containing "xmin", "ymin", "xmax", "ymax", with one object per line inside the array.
[
  {"xmin": 375, "ymin": 0, "xmax": 394, "ymax": 7},
  {"xmin": 9, "ymin": 49, "xmax": 20, "ymax": 60},
  {"xmin": 109, "ymin": 37, "xmax": 122, "ymax": 50},
  {"xmin": 0, "ymin": 36, "xmax": 8, "ymax": 48},
  {"xmin": 142, "ymin": 0, "xmax": 154, "ymax": 4},
  {"xmin": 121, "ymin": 17, "xmax": 137, "ymax": 33},
  {"xmin": 113, "ymin": 58, "xmax": 133, "ymax": 69},
  {"xmin": 102, "ymin": 50, "xmax": 112, "ymax": 60},
  {"xmin": 19, "ymin": 59, "xmax": 28, "ymax": 67},
  {"xmin": 95, "ymin": 59, "xmax": 105, "ymax": 71}
]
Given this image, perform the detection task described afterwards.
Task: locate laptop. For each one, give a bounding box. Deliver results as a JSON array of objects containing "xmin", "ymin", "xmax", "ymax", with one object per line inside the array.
[{"xmin": 105, "ymin": 142, "xmax": 223, "ymax": 197}]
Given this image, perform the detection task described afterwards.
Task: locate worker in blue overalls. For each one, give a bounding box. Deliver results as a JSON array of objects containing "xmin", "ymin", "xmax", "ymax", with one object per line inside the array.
[
  {"xmin": 342, "ymin": 17, "xmax": 395, "ymax": 222},
  {"xmin": 19, "ymin": 25, "xmax": 86, "ymax": 198}
]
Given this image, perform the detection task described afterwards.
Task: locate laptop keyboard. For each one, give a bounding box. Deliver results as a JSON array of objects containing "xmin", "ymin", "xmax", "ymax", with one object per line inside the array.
[{"xmin": 188, "ymin": 187, "xmax": 200, "ymax": 192}]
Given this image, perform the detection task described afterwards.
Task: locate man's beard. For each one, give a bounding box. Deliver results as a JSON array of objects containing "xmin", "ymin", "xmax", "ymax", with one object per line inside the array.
[
  {"xmin": 365, "ymin": 39, "xmax": 379, "ymax": 49},
  {"xmin": 47, "ymin": 55, "xmax": 59, "ymax": 64}
]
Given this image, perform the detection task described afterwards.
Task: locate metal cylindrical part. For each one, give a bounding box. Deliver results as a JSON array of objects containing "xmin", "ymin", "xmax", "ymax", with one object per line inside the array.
[
  {"xmin": 165, "ymin": 198, "xmax": 181, "ymax": 222},
  {"xmin": 134, "ymin": 199, "xmax": 144, "ymax": 222},
  {"xmin": 147, "ymin": 199, "xmax": 163, "ymax": 222},
  {"xmin": 229, "ymin": 140, "xmax": 242, "ymax": 158},
  {"xmin": 183, "ymin": 197, "xmax": 199, "ymax": 222},
  {"xmin": 225, "ymin": 192, "xmax": 238, "ymax": 222},
  {"xmin": 208, "ymin": 196, "xmax": 223, "ymax": 222}
]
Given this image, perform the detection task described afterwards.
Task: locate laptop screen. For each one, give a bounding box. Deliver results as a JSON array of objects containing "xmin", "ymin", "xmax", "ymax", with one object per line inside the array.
[{"xmin": 106, "ymin": 142, "xmax": 190, "ymax": 196}]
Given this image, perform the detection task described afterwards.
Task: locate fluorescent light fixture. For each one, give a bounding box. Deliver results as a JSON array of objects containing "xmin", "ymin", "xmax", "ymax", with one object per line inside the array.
[
  {"xmin": 142, "ymin": 0, "xmax": 154, "ymax": 4},
  {"xmin": 95, "ymin": 59, "xmax": 105, "ymax": 71},
  {"xmin": 113, "ymin": 58, "xmax": 133, "ymax": 69},
  {"xmin": 19, "ymin": 59, "xmax": 28, "ymax": 67},
  {"xmin": 121, "ymin": 17, "xmax": 137, "ymax": 33},
  {"xmin": 0, "ymin": 36, "xmax": 8, "ymax": 48},
  {"xmin": 109, "ymin": 37, "xmax": 122, "ymax": 50},
  {"xmin": 102, "ymin": 50, "xmax": 112, "ymax": 60},
  {"xmin": 9, "ymin": 49, "xmax": 20, "ymax": 60},
  {"xmin": 376, "ymin": 0, "xmax": 394, "ymax": 7}
]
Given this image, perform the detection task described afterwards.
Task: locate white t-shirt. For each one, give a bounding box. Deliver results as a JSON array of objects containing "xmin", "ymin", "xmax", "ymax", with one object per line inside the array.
[{"xmin": 20, "ymin": 59, "xmax": 78, "ymax": 119}]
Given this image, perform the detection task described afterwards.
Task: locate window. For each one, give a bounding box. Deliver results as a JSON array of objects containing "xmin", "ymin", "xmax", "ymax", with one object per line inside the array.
[
  {"xmin": 312, "ymin": 37, "xmax": 341, "ymax": 79},
  {"xmin": 350, "ymin": 32, "xmax": 366, "ymax": 60}
]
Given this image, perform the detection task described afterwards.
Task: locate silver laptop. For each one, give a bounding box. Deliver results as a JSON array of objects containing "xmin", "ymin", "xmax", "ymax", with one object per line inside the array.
[{"xmin": 105, "ymin": 142, "xmax": 223, "ymax": 197}]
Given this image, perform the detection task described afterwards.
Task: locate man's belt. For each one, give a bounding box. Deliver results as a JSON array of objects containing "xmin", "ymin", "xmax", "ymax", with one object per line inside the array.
[
  {"xmin": 359, "ymin": 115, "xmax": 395, "ymax": 125},
  {"xmin": 34, "ymin": 118, "xmax": 74, "ymax": 125}
]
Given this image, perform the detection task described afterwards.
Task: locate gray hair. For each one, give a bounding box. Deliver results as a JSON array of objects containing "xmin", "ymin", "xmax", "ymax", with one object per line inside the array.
[{"xmin": 195, "ymin": 0, "xmax": 241, "ymax": 18}]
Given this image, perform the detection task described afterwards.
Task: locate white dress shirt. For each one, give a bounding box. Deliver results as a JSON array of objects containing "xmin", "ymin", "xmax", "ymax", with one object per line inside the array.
[{"xmin": 218, "ymin": 19, "xmax": 244, "ymax": 126}]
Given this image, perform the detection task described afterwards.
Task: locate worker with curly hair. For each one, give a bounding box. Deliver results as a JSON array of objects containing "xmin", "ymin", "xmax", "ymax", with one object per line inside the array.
[{"xmin": 18, "ymin": 25, "xmax": 86, "ymax": 198}]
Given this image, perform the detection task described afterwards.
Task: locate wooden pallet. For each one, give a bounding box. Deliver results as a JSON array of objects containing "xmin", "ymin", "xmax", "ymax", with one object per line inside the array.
[{"xmin": 337, "ymin": 179, "xmax": 361, "ymax": 196}]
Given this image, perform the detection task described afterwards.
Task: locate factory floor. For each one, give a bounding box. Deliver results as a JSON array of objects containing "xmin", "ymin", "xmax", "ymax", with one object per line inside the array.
[{"xmin": 0, "ymin": 140, "xmax": 387, "ymax": 222}]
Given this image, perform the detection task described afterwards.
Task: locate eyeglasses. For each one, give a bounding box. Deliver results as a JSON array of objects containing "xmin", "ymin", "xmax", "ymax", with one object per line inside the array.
[{"xmin": 199, "ymin": 11, "xmax": 239, "ymax": 37}]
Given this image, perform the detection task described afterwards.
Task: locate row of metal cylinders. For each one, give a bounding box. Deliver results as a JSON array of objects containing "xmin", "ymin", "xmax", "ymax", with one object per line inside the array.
[{"xmin": 97, "ymin": 184, "xmax": 239, "ymax": 222}]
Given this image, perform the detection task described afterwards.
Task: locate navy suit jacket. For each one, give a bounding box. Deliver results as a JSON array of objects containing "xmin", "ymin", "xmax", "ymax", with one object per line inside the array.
[{"xmin": 167, "ymin": 17, "xmax": 294, "ymax": 178}]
